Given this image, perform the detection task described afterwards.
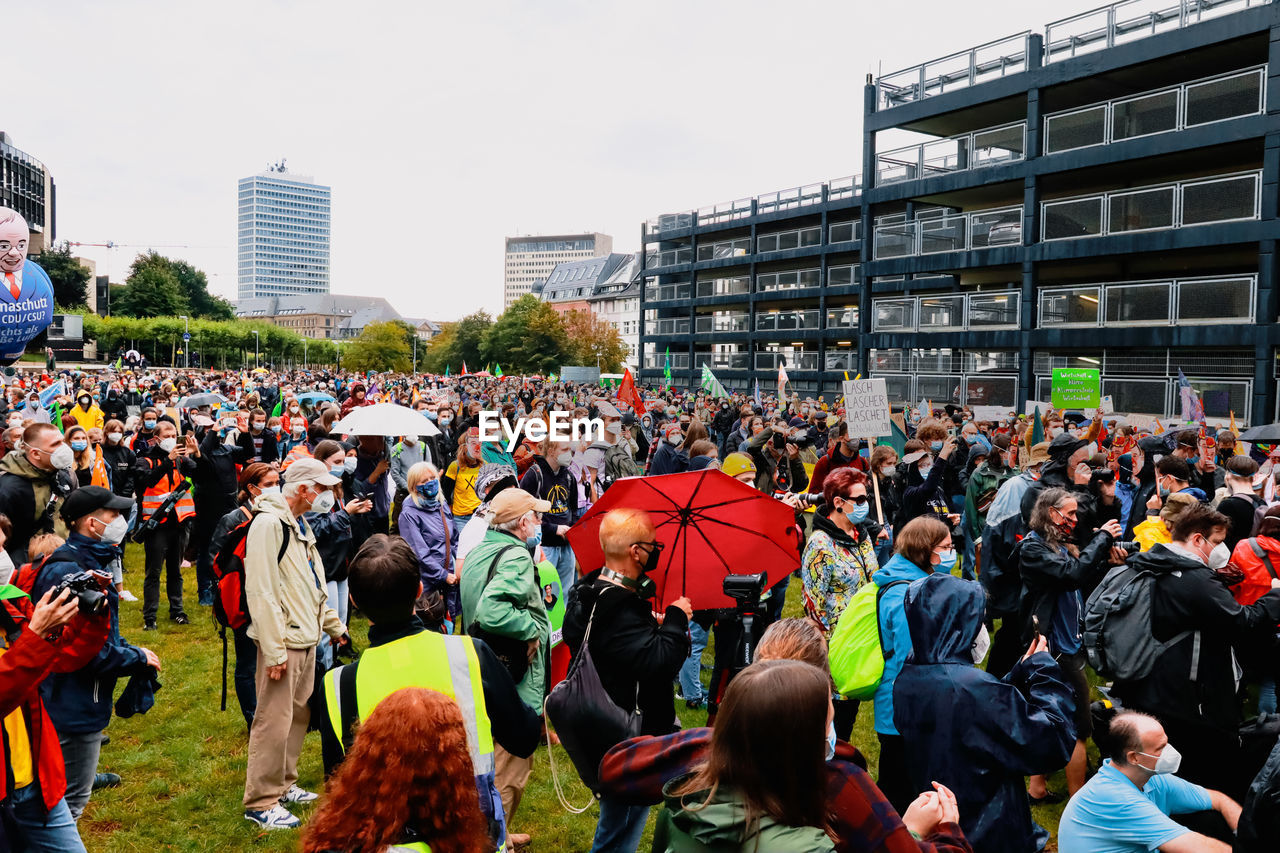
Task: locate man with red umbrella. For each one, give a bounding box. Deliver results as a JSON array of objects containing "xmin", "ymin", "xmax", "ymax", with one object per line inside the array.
[{"xmin": 563, "ymin": 507, "xmax": 692, "ymax": 853}]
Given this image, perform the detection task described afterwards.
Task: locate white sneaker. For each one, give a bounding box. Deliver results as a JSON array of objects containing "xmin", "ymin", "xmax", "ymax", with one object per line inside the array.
[
  {"xmin": 119, "ymin": 590, "xmax": 138, "ymax": 602},
  {"xmin": 244, "ymin": 804, "xmax": 300, "ymax": 829},
  {"xmin": 279, "ymin": 784, "xmax": 318, "ymax": 804}
]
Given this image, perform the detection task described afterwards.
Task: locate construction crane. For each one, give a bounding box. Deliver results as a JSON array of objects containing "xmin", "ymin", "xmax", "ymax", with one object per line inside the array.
[{"xmin": 64, "ymin": 241, "xmax": 222, "ymax": 250}]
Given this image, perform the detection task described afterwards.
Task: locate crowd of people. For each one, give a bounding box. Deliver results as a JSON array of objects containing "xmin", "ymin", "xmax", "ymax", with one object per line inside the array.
[{"xmin": 0, "ymin": 362, "xmax": 1277, "ymax": 852}]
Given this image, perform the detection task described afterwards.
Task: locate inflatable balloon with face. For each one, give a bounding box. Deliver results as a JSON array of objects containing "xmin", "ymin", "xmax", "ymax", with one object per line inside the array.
[{"xmin": 0, "ymin": 207, "xmax": 55, "ymax": 366}]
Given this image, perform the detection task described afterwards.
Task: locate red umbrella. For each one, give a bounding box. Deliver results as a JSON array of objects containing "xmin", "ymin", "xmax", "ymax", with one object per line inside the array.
[{"xmin": 566, "ymin": 469, "xmax": 802, "ymax": 610}]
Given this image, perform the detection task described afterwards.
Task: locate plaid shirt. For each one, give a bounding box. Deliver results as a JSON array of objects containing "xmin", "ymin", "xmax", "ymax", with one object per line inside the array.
[{"xmin": 598, "ymin": 728, "xmax": 973, "ymax": 853}]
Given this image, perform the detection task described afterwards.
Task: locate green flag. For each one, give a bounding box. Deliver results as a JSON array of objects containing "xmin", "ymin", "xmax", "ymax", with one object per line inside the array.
[
  {"xmin": 271, "ymin": 399, "xmax": 283, "ymax": 419},
  {"xmin": 113, "ymin": 357, "xmax": 122, "ymax": 371},
  {"xmin": 663, "ymin": 347, "xmax": 672, "ymax": 387},
  {"xmin": 494, "ymin": 363, "xmax": 503, "ymax": 378},
  {"xmin": 444, "ymin": 364, "xmax": 450, "ymax": 377},
  {"xmin": 1029, "ymin": 405, "xmax": 1045, "ymax": 449},
  {"xmin": 700, "ymin": 364, "xmax": 727, "ymax": 397}
]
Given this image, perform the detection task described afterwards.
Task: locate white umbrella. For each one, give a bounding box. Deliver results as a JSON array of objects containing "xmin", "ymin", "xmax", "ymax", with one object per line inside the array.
[{"xmin": 330, "ymin": 402, "xmax": 441, "ymax": 437}]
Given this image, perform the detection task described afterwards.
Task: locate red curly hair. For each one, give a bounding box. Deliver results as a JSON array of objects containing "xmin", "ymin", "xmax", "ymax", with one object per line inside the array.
[{"xmin": 300, "ymin": 687, "xmax": 489, "ymax": 853}]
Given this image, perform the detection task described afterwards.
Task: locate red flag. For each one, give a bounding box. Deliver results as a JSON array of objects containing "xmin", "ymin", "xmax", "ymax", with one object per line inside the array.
[{"xmin": 617, "ymin": 367, "xmax": 644, "ymax": 412}]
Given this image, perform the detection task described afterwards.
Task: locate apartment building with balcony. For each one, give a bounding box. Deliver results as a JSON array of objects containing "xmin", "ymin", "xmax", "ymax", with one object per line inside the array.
[{"xmin": 640, "ymin": 0, "xmax": 1280, "ymax": 423}]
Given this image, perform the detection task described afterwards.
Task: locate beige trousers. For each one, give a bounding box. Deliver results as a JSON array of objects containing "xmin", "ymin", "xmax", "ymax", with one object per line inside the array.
[
  {"xmin": 494, "ymin": 743, "xmax": 534, "ymax": 826},
  {"xmin": 243, "ymin": 645, "xmax": 315, "ymax": 810}
]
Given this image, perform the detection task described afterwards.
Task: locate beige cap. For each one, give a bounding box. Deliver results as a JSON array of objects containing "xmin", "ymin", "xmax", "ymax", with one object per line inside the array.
[
  {"xmin": 284, "ymin": 456, "xmax": 341, "ymax": 488},
  {"xmin": 488, "ymin": 488, "xmax": 552, "ymax": 525},
  {"xmin": 1025, "ymin": 441, "xmax": 1051, "ymax": 467},
  {"xmin": 594, "ymin": 399, "xmax": 621, "ymax": 418}
]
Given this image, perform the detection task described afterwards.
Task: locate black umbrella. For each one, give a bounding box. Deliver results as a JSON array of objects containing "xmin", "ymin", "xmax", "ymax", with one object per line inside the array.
[{"xmin": 1237, "ymin": 423, "xmax": 1280, "ymax": 443}]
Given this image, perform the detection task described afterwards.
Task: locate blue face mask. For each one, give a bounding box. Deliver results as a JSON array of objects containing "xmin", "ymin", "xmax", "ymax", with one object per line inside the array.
[
  {"xmin": 329, "ymin": 466, "xmax": 345, "ymax": 479},
  {"xmin": 527, "ymin": 526, "xmax": 543, "ymax": 550},
  {"xmin": 826, "ymin": 721, "xmax": 837, "ymax": 761},
  {"xmin": 843, "ymin": 499, "xmax": 869, "ymax": 524},
  {"xmin": 70, "ymin": 439, "xmax": 88, "ymax": 452},
  {"xmin": 143, "ymin": 419, "xmax": 157, "ymax": 430},
  {"xmin": 416, "ymin": 480, "xmax": 440, "ymax": 499},
  {"xmin": 930, "ymin": 440, "xmax": 944, "ymax": 452},
  {"xmin": 425, "ymin": 410, "xmax": 438, "ymax": 420},
  {"xmin": 934, "ymin": 548, "xmax": 957, "ymax": 569}
]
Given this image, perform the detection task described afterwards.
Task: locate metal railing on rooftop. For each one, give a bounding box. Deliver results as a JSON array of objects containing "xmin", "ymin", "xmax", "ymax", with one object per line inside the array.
[
  {"xmin": 876, "ymin": 32, "xmax": 1031, "ymax": 110},
  {"xmin": 1044, "ymin": 0, "xmax": 1273, "ymax": 63},
  {"xmin": 646, "ymin": 175, "xmax": 862, "ymax": 236},
  {"xmin": 872, "ymin": 0, "xmax": 1274, "ymax": 110}
]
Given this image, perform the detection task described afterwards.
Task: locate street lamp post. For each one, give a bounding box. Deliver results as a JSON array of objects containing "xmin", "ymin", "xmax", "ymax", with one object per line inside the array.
[
  {"xmin": 413, "ymin": 335, "xmax": 418, "ymax": 375},
  {"xmin": 252, "ymin": 330, "xmax": 259, "ymax": 367},
  {"xmin": 303, "ymin": 337, "xmax": 308, "ymax": 368},
  {"xmin": 179, "ymin": 315, "xmax": 189, "ymax": 369}
]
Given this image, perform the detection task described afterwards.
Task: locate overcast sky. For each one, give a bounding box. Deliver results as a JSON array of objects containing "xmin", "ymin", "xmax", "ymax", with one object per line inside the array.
[{"xmin": 10, "ymin": 0, "xmax": 1073, "ymax": 321}]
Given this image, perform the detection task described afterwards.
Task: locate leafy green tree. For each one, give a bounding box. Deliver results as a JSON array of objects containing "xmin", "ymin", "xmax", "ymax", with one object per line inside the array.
[
  {"xmin": 453, "ymin": 311, "xmax": 492, "ymax": 371},
  {"xmin": 562, "ymin": 309, "xmax": 628, "ymax": 372},
  {"xmin": 344, "ymin": 320, "xmax": 412, "ymax": 373},
  {"xmin": 421, "ymin": 322, "xmax": 457, "ymax": 374},
  {"xmin": 169, "ymin": 258, "xmax": 234, "ymax": 321},
  {"xmin": 33, "ymin": 244, "xmax": 91, "ymax": 309},
  {"xmin": 481, "ymin": 295, "xmax": 569, "ymax": 374},
  {"xmin": 113, "ymin": 264, "xmax": 187, "ymax": 318}
]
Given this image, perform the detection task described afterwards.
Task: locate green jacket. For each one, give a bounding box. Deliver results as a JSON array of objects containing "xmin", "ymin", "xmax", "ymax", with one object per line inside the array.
[
  {"xmin": 653, "ymin": 779, "xmax": 835, "ymax": 853},
  {"xmin": 963, "ymin": 461, "xmax": 1016, "ymax": 539},
  {"xmin": 459, "ymin": 527, "xmax": 550, "ymax": 708}
]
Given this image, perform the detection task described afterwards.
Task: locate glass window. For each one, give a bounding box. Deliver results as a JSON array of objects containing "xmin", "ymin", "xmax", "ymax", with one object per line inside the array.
[
  {"xmin": 964, "ymin": 375, "xmax": 1016, "ymax": 407},
  {"xmin": 757, "ymin": 235, "xmax": 778, "ymax": 253},
  {"xmin": 1177, "ymin": 276, "xmax": 1253, "ymax": 323},
  {"xmin": 918, "ymin": 295, "xmax": 965, "ymax": 331},
  {"xmin": 919, "ymin": 215, "xmax": 966, "ymax": 255},
  {"xmin": 881, "ymin": 374, "xmax": 912, "ymax": 404},
  {"xmin": 1104, "ymin": 378, "xmax": 1168, "ymax": 417},
  {"xmin": 917, "ymin": 375, "xmax": 963, "ymax": 406},
  {"xmin": 969, "ymin": 292, "xmax": 1020, "ymax": 327},
  {"xmin": 870, "ymin": 349, "xmax": 910, "ymax": 372},
  {"xmin": 1186, "ymin": 379, "xmax": 1250, "ymax": 420},
  {"xmin": 1044, "ymin": 197, "xmax": 1103, "ymax": 240},
  {"xmin": 1111, "ymin": 90, "xmax": 1178, "ymax": 141},
  {"xmin": 826, "ymin": 306, "xmax": 858, "ymax": 328},
  {"xmin": 1040, "ymin": 287, "xmax": 1101, "ymax": 326},
  {"xmin": 873, "ymin": 299, "xmax": 915, "ymax": 332},
  {"xmin": 1184, "ymin": 69, "xmax": 1264, "ymax": 127},
  {"xmin": 829, "ymin": 221, "xmax": 857, "ymax": 243},
  {"xmin": 828, "ymin": 265, "xmax": 857, "ymax": 287},
  {"xmin": 1045, "ymin": 105, "xmax": 1107, "ymax": 153},
  {"xmin": 1108, "ymin": 186, "xmax": 1175, "ymax": 233},
  {"xmin": 1181, "ymin": 174, "xmax": 1258, "ymax": 225},
  {"xmin": 1105, "ymin": 283, "xmax": 1171, "ymax": 324},
  {"xmin": 972, "ymin": 123, "xmax": 1026, "ymax": 167},
  {"xmin": 874, "ymin": 221, "xmax": 917, "ymax": 259},
  {"xmin": 970, "ymin": 208, "xmax": 1022, "ymax": 249}
]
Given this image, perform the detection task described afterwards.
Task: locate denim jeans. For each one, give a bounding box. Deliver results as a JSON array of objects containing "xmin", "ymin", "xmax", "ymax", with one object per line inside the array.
[
  {"xmin": 590, "ymin": 796, "xmax": 650, "ymax": 853},
  {"xmin": 874, "ymin": 524, "xmax": 894, "ymax": 567},
  {"xmin": 317, "ymin": 579, "xmax": 349, "ymax": 670},
  {"xmin": 540, "ymin": 544, "xmax": 578, "ymax": 597},
  {"xmin": 8, "ymin": 783, "xmax": 86, "ymax": 852},
  {"xmin": 678, "ymin": 621, "xmax": 709, "ymax": 703},
  {"xmin": 57, "ymin": 729, "xmax": 103, "ymax": 820},
  {"xmin": 452, "ymin": 513, "xmax": 473, "ymax": 541},
  {"xmin": 961, "ymin": 527, "xmax": 977, "ymax": 581}
]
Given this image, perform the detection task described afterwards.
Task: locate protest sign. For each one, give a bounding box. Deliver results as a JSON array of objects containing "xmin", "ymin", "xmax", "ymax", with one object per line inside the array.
[
  {"xmin": 1051, "ymin": 368, "xmax": 1101, "ymax": 409},
  {"xmin": 842, "ymin": 378, "xmax": 891, "ymax": 439}
]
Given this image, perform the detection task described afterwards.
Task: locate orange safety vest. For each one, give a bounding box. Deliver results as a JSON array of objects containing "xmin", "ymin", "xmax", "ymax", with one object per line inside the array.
[
  {"xmin": 140, "ymin": 468, "xmax": 195, "ymax": 522},
  {"xmin": 281, "ymin": 444, "xmax": 312, "ymax": 471}
]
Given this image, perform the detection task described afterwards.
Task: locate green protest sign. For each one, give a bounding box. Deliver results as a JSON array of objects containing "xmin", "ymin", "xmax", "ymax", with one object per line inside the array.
[
  {"xmin": 537, "ymin": 560, "xmax": 566, "ymax": 647},
  {"xmin": 1051, "ymin": 368, "xmax": 1101, "ymax": 408}
]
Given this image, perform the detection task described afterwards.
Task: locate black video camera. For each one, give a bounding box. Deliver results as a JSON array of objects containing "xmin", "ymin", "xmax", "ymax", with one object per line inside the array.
[
  {"xmin": 53, "ymin": 571, "xmax": 108, "ymax": 616},
  {"xmin": 1117, "ymin": 541, "xmax": 1141, "ymax": 555},
  {"xmin": 723, "ymin": 572, "xmax": 768, "ymax": 613}
]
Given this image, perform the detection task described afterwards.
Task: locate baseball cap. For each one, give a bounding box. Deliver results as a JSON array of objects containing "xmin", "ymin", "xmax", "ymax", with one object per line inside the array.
[
  {"xmin": 594, "ymin": 399, "xmax": 620, "ymax": 418},
  {"xmin": 60, "ymin": 485, "xmax": 134, "ymax": 521},
  {"xmin": 488, "ymin": 489, "xmax": 551, "ymax": 525},
  {"xmin": 285, "ymin": 457, "xmax": 341, "ymax": 488}
]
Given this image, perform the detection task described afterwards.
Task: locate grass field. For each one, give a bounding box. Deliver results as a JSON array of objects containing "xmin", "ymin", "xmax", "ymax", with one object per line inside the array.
[{"xmin": 80, "ymin": 551, "xmax": 1074, "ymax": 852}]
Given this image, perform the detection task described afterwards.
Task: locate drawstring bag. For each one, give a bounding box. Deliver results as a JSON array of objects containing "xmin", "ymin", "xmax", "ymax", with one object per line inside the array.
[{"xmin": 544, "ymin": 601, "xmax": 641, "ymax": 794}]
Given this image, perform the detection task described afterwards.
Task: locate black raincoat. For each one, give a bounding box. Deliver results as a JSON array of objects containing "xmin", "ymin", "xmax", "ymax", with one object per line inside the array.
[{"xmin": 893, "ymin": 574, "xmax": 1076, "ymax": 853}]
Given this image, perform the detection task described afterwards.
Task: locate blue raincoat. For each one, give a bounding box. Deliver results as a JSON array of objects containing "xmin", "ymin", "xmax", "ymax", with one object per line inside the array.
[{"xmin": 893, "ymin": 573, "xmax": 1077, "ymax": 853}]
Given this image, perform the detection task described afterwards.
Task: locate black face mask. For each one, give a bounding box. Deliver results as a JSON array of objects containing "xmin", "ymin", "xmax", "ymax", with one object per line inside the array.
[{"xmin": 639, "ymin": 541, "xmax": 663, "ymax": 575}]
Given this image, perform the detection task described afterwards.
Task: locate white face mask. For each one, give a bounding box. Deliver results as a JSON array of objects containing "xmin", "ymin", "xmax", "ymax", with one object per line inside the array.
[
  {"xmin": 881, "ymin": 464, "xmax": 895, "ymax": 477},
  {"xmin": 49, "ymin": 444, "xmax": 76, "ymax": 470},
  {"xmin": 158, "ymin": 437, "xmax": 177, "ymax": 454},
  {"xmin": 1137, "ymin": 743, "xmax": 1182, "ymax": 775},
  {"xmin": 256, "ymin": 485, "xmax": 281, "ymax": 499},
  {"xmin": 309, "ymin": 488, "xmax": 336, "ymax": 514},
  {"xmin": 606, "ymin": 422, "xmax": 621, "ymax": 437},
  {"xmin": 1208, "ymin": 541, "xmax": 1230, "ymax": 570},
  {"xmin": 106, "ymin": 432, "xmax": 123, "ymax": 444},
  {"xmin": 0, "ymin": 549, "xmax": 14, "ymax": 585},
  {"xmin": 667, "ymin": 434, "xmax": 682, "ymax": 446},
  {"xmin": 343, "ymin": 457, "xmax": 357, "ymax": 474},
  {"xmin": 971, "ymin": 624, "xmax": 991, "ymax": 664},
  {"xmin": 96, "ymin": 514, "xmax": 129, "ymax": 545},
  {"xmin": 556, "ymin": 451, "xmax": 573, "ymax": 467}
]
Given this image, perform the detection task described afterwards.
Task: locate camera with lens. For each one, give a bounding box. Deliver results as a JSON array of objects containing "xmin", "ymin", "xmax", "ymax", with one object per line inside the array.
[
  {"xmin": 1117, "ymin": 541, "xmax": 1141, "ymax": 556},
  {"xmin": 796, "ymin": 492, "xmax": 823, "ymax": 505},
  {"xmin": 723, "ymin": 572, "xmax": 768, "ymax": 613},
  {"xmin": 53, "ymin": 571, "xmax": 108, "ymax": 616},
  {"xmin": 790, "ymin": 428, "xmax": 813, "ymax": 447}
]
